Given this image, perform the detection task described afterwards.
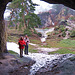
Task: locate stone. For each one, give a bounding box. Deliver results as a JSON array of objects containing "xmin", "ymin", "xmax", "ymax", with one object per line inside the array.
[{"xmin": 35, "ymin": 54, "xmax": 75, "ymax": 75}]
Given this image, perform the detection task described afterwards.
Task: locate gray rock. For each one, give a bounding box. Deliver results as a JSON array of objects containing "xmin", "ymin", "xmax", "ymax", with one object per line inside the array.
[{"xmin": 35, "ymin": 54, "xmax": 75, "ymax": 75}]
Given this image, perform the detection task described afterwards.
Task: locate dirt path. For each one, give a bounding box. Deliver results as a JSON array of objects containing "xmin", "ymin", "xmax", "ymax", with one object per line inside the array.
[{"xmin": 29, "ymin": 43, "xmax": 59, "ymax": 54}]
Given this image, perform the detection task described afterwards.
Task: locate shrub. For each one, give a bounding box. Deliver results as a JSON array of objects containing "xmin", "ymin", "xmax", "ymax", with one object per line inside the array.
[
  {"xmin": 24, "ymin": 29, "xmax": 32, "ymax": 36},
  {"xmin": 62, "ymin": 31, "xmax": 66, "ymax": 37},
  {"xmin": 54, "ymin": 26, "xmax": 59, "ymax": 31},
  {"xmin": 69, "ymin": 16, "xmax": 75, "ymax": 20},
  {"xmin": 59, "ymin": 25, "xmax": 65, "ymax": 32},
  {"xmin": 37, "ymin": 33, "xmax": 42, "ymax": 37},
  {"xmin": 33, "ymin": 29, "xmax": 37, "ymax": 34},
  {"xmin": 70, "ymin": 30, "xmax": 75, "ymax": 37}
]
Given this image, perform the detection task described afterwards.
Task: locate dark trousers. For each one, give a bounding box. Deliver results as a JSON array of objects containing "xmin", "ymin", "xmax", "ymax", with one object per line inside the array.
[
  {"xmin": 25, "ymin": 44, "xmax": 28, "ymax": 55},
  {"xmin": 20, "ymin": 49, "xmax": 23, "ymax": 57}
]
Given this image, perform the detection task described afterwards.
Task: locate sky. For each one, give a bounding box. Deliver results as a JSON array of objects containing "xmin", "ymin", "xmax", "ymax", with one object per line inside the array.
[
  {"xmin": 4, "ymin": 0, "xmax": 53, "ymax": 18},
  {"xmin": 32, "ymin": 0, "xmax": 53, "ymax": 14}
]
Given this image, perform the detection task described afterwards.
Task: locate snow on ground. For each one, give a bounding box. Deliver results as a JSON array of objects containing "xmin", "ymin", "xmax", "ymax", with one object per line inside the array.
[
  {"xmin": 45, "ymin": 28, "xmax": 54, "ymax": 34},
  {"xmin": 7, "ymin": 42, "xmax": 20, "ymax": 54},
  {"xmin": 7, "ymin": 42, "xmax": 60, "ymax": 75},
  {"xmin": 29, "ymin": 43, "xmax": 38, "ymax": 47}
]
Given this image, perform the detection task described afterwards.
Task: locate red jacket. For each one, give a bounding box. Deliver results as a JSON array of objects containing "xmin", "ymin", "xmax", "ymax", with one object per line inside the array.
[{"xmin": 18, "ymin": 40, "xmax": 26, "ymax": 49}]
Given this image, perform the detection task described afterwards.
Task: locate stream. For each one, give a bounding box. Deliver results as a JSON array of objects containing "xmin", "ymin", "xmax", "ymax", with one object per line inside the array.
[{"xmin": 35, "ymin": 27, "xmax": 54, "ymax": 42}]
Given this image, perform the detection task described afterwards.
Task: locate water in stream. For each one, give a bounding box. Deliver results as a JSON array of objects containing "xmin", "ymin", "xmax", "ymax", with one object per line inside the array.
[{"xmin": 35, "ymin": 28, "xmax": 54, "ymax": 42}]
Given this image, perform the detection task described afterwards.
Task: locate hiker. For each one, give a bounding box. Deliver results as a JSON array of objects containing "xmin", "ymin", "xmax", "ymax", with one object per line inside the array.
[
  {"xmin": 18, "ymin": 36, "xmax": 26, "ymax": 58},
  {"xmin": 24, "ymin": 35, "xmax": 30, "ymax": 55}
]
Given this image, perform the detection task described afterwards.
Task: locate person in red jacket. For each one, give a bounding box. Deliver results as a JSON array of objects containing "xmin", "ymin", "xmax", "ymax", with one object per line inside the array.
[{"xmin": 18, "ymin": 36, "xmax": 26, "ymax": 58}]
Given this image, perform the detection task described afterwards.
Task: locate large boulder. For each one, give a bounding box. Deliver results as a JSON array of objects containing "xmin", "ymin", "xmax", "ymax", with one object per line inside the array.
[
  {"xmin": 0, "ymin": 53, "xmax": 35, "ymax": 75},
  {"xmin": 35, "ymin": 54, "xmax": 75, "ymax": 75}
]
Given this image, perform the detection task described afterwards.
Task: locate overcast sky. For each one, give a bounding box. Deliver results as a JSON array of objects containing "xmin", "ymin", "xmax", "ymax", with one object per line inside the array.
[
  {"xmin": 32, "ymin": 0, "xmax": 53, "ymax": 14},
  {"xmin": 4, "ymin": 0, "xmax": 53, "ymax": 18}
]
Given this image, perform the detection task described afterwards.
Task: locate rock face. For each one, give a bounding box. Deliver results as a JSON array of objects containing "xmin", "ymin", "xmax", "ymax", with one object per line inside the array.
[
  {"xmin": 38, "ymin": 12, "xmax": 50, "ymax": 27},
  {"xmin": 0, "ymin": 53, "xmax": 35, "ymax": 75},
  {"xmin": 38, "ymin": 9, "xmax": 57, "ymax": 28},
  {"xmin": 35, "ymin": 54, "xmax": 75, "ymax": 75},
  {"xmin": 38, "ymin": 6, "xmax": 75, "ymax": 28}
]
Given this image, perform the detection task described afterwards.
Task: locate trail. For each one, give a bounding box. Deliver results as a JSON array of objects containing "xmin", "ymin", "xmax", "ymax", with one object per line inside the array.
[{"xmin": 29, "ymin": 43, "xmax": 59, "ymax": 54}]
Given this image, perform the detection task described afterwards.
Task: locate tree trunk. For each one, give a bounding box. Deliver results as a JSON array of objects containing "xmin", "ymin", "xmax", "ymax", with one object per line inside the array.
[
  {"xmin": 0, "ymin": 0, "xmax": 12, "ymax": 58},
  {"xmin": 22, "ymin": 2, "xmax": 27, "ymax": 29},
  {"xmin": 0, "ymin": 19, "xmax": 7, "ymax": 53}
]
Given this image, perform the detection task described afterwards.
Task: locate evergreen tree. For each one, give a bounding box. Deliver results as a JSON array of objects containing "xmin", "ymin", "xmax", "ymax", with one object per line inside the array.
[
  {"xmin": 7, "ymin": 0, "xmax": 41, "ymax": 30},
  {"xmin": 25, "ymin": 13, "xmax": 41, "ymax": 29}
]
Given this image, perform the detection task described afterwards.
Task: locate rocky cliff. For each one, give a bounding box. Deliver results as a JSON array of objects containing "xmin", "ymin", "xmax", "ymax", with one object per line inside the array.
[{"xmin": 37, "ymin": 5, "xmax": 75, "ymax": 28}]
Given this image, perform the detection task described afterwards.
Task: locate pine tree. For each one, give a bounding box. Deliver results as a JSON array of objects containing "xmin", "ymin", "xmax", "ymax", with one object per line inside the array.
[{"xmin": 7, "ymin": 0, "xmax": 41, "ymax": 30}]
